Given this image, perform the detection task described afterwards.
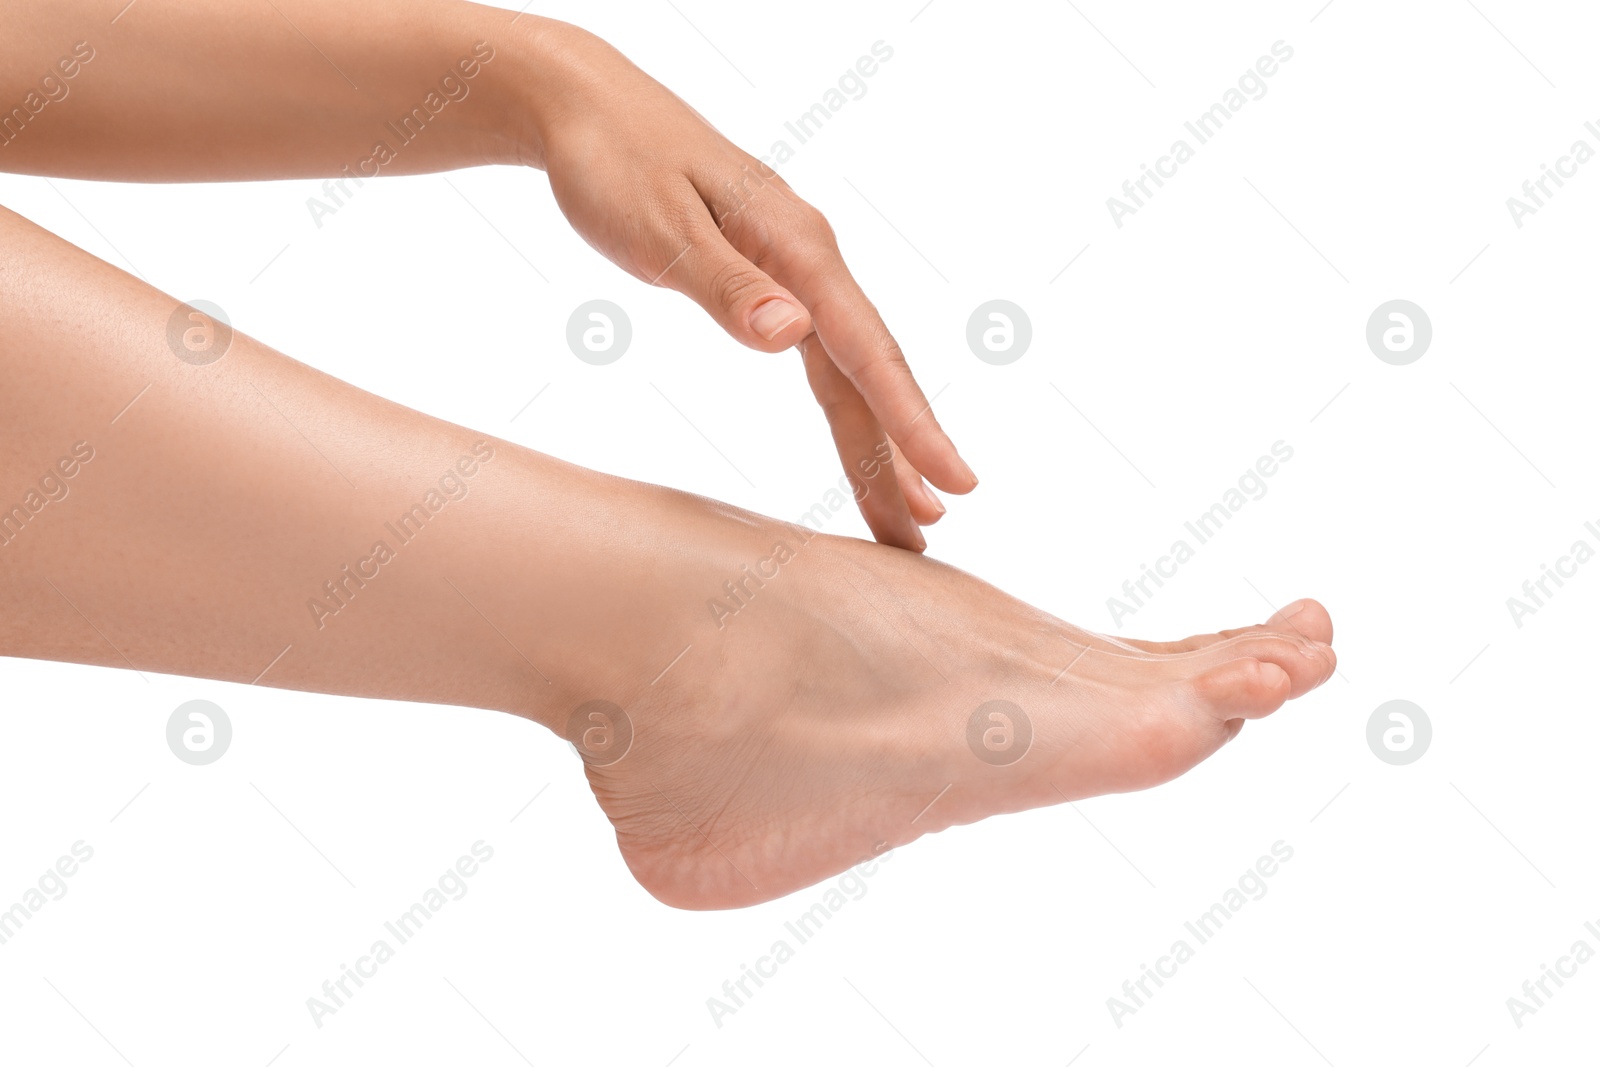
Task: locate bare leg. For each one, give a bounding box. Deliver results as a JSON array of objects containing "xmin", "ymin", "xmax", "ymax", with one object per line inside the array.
[{"xmin": 0, "ymin": 205, "xmax": 1335, "ymax": 909}]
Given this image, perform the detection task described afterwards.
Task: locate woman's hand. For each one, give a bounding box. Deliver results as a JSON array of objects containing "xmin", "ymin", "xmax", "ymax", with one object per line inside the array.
[
  {"xmin": 523, "ymin": 23, "xmax": 977, "ymax": 551},
  {"xmin": 0, "ymin": 1, "xmax": 974, "ymax": 549}
]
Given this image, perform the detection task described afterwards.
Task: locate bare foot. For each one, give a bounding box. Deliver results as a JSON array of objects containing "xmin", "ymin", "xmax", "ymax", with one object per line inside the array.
[
  {"xmin": 0, "ymin": 200, "xmax": 1334, "ymax": 914},
  {"xmin": 563, "ymin": 491, "xmax": 1336, "ymax": 910}
]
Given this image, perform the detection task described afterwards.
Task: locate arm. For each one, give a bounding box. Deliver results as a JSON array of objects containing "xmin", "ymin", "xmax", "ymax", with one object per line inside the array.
[
  {"xmin": 0, "ymin": 0, "xmax": 973, "ymax": 550},
  {"xmin": 0, "ymin": 0, "xmax": 536, "ymax": 180}
]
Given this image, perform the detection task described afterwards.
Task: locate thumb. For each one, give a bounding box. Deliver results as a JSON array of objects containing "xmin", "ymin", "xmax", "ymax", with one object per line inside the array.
[{"xmin": 662, "ymin": 219, "xmax": 812, "ymax": 352}]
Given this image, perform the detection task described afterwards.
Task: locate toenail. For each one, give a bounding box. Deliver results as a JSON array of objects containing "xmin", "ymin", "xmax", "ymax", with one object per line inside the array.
[{"xmin": 1298, "ymin": 639, "xmax": 1324, "ymax": 660}]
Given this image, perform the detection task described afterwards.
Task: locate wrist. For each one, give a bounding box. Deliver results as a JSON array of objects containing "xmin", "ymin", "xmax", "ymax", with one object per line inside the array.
[{"xmin": 486, "ymin": 14, "xmax": 603, "ymax": 171}]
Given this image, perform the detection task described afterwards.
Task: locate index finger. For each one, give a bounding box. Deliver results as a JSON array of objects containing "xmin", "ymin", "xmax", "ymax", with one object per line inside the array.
[{"xmin": 774, "ymin": 236, "xmax": 977, "ymax": 495}]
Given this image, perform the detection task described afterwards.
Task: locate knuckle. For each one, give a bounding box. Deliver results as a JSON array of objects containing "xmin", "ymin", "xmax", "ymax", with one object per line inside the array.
[
  {"xmin": 805, "ymin": 370, "xmax": 860, "ymax": 422},
  {"xmin": 797, "ymin": 204, "xmax": 838, "ymax": 248},
  {"xmin": 844, "ymin": 338, "xmax": 911, "ymax": 390},
  {"xmin": 705, "ymin": 255, "xmax": 770, "ymax": 311},
  {"xmin": 764, "ymin": 196, "xmax": 833, "ymax": 250}
]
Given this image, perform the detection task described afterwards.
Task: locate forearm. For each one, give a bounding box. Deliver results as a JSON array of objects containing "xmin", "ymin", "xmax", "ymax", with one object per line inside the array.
[
  {"xmin": 0, "ymin": 0, "xmax": 578, "ymax": 180},
  {"xmin": 0, "ymin": 202, "xmax": 729, "ymax": 731}
]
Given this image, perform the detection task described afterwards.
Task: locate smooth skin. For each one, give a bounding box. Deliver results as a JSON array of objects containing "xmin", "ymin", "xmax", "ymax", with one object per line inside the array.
[
  {"xmin": 0, "ymin": 3, "xmax": 1337, "ymax": 909},
  {"xmin": 0, "ymin": 204, "xmax": 1335, "ymax": 908},
  {"xmin": 0, "ymin": 0, "xmax": 970, "ymax": 551}
]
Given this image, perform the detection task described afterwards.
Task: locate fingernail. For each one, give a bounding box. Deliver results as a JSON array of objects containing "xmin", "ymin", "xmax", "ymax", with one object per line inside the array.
[
  {"xmin": 1276, "ymin": 600, "xmax": 1307, "ymax": 621},
  {"xmin": 750, "ymin": 298, "xmax": 804, "ymax": 341},
  {"xmin": 928, "ymin": 491, "xmax": 947, "ymax": 517},
  {"xmin": 956, "ymin": 456, "xmax": 978, "ymax": 488}
]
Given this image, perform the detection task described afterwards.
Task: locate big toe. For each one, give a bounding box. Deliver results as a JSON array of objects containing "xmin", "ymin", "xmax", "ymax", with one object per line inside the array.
[{"xmin": 1266, "ymin": 598, "xmax": 1333, "ymax": 645}]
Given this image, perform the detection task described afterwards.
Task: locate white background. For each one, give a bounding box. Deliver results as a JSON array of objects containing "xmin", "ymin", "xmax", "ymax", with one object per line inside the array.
[{"xmin": 2, "ymin": 0, "xmax": 1598, "ymax": 1063}]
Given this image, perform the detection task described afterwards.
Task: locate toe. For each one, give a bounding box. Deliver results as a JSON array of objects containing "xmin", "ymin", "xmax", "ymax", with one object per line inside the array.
[
  {"xmin": 1065, "ymin": 628, "xmax": 1334, "ymax": 698},
  {"xmin": 1191, "ymin": 658, "xmax": 1292, "ymax": 721},
  {"xmin": 1116, "ymin": 598, "xmax": 1334, "ymax": 655},
  {"xmin": 1214, "ymin": 632, "xmax": 1334, "ymax": 698},
  {"xmin": 1266, "ymin": 598, "xmax": 1333, "ymax": 645}
]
